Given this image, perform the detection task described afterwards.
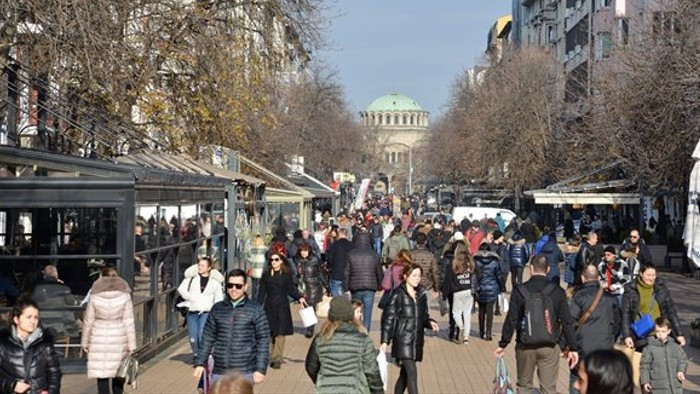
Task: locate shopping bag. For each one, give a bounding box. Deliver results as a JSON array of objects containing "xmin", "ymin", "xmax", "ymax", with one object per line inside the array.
[
  {"xmin": 492, "ymin": 357, "xmax": 515, "ymax": 394},
  {"xmin": 300, "ymin": 306, "xmax": 318, "ymax": 327},
  {"xmin": 116, "ymin": 354, "xmax": 139, "ymax": 389},
  {"xmin": 376, "ymin": 350, "xmax": 388, "ymax": 392},
  {"xmin": 615, "ymin": 344, "xmax": 642, "ymax": 387},
  {"xmin": 439, "ymin": 298, "xmax": 449, "ymax": 317},
  {"xmin": 316, "ymin": 295, "xmax": 331, "ymax": 318},
  {"xmin": 498, "ymin": 293, "xmax": 509, "ymax": 314}
]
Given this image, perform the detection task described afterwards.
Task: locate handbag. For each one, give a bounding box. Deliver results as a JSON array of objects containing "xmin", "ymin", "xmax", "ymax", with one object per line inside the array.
[
  {"xmin": 299, "ymin": 305, "xmax": 318, "ymax": 327},
  {"xmin": 492, "ymin": 357, "xmax": 515, "ymax": 394},
  {"xmin": 630, "ymin": 292, "xmax": 655, "ymax": 338},
  {"xmin": 378, "ymin": 269, "xmax": 395, "ymax": 310},
  {"xmin": 116, "ymin": 354, "xmax": 139, "ymax": 389},
  {"xmin": 174, "ymin": 277, "xmax": 194, "ymax": 317},
  {"xmin": 316, "ymin": 295, "xmax": 332, "ymax": 318}
]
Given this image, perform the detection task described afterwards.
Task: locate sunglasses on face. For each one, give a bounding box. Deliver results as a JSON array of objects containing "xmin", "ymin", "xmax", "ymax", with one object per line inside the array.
[
  {"xmin": 227, "ymin": 283, "xmax": 245, "ymax": 289},
  {"xmin": 270, "ymin": 257, "xmax": 281, "ymax": 262},
  {"xmin": 630, "ymin": 235, "xmax": 639, "ymax": 239}
]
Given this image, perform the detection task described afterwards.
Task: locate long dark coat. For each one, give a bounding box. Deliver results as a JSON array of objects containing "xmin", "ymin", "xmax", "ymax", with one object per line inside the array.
[{"xmin": 257, "ymin": 269, "xmax": 301, "ymax": 337}]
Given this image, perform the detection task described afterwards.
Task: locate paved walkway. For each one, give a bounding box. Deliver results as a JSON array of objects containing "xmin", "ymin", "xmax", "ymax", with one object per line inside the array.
[{"xmin": 63, "ymin": 272, "xmax": 700, "ymax": 394}]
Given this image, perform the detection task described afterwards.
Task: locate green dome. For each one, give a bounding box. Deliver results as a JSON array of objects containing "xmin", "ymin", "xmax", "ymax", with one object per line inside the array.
[{"xmin": 366, "ymin": 93, "xmax": 423, "ymax": 112}]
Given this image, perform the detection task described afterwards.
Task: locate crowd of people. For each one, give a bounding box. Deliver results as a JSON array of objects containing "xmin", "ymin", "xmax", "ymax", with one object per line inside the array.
[{"xmin": 0, "ymin": 194, "xmax": 691, "ymax": 394}]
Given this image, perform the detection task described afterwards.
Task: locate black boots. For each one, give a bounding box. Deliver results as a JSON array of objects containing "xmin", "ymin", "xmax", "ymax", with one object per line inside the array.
[{"xmin": 451, "ymin": 327, "xmax": 461, "ymax": 344}]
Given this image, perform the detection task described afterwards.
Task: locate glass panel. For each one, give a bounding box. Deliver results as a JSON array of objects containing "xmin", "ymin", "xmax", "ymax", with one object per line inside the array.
[
  {"xmin": 0, "ymin": 208, "xmax": 118, "ymax": 256},
  {"xmin": 180, "ymin": 205, "xmax": 198, "ymax": 244},
  {"xmin": 199, "ymin": 203, "xmax": 212, "ymax": 239},
  {"xmin": 132, "ymin": 301, "xmax": 146, "ymax": 348},
  {"xmin": 177, "ymin": 245, "xmax": 195, "ymax": 285},
  {"xmin": 156, "ymin": 293, "xmax": 171, "ymax": 339}
]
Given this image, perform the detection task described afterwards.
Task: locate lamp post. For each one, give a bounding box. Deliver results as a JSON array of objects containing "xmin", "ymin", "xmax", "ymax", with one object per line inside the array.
[{"xmin": 388, "ymin": 142, "xmax": 413, "ymax": 195}]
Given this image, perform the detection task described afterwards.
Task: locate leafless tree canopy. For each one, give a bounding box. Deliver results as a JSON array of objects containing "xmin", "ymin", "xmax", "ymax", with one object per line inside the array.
[
  {"xmin": 1, "ymin": 0, "xmax": 362, "ymax": 178},
  {"xmin": 428, "ymin": 0, "xmax": 700, "ymax": 195}
]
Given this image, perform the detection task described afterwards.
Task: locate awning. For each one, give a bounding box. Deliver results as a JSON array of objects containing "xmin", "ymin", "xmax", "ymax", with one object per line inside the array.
[{"xmin": 527, "ymin": 192, "xmax": 640, "ymax": 205}]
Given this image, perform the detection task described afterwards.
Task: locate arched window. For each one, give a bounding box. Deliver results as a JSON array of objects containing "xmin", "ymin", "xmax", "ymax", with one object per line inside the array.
[
  {"xmin": 386, "ymin": 114, "xmax": 391, "ymax": 125},
  {"xmin": 410, "ymin": 115, "xmax": 414, "ymax": 125},
  {"xmin": 394, "ymin": 115, "xmax": 399, "ymax": 124},
  {"xmin": 402, "ymin": 115, "xmax": 407, "ymax": 125},
  {"xmin": 397, "ymin": 152, "xmax": 403, "ymax": 163},
  {"xmin": 378, "ymin": 114, "xmax": 383, "ymax": 124},
  {"xmin": 391, "ymin": 152, "xmax": 396, "ymax": 163},
  {"xmin": 371, "ymin": 115, "xmax": 376, "ymax": 125}
]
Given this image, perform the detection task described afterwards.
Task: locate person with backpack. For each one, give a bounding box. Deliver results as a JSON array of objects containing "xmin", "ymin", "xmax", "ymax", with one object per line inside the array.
[{"xmin": 494, "ymin": 255, "xmax": 579, "ymax": 394}]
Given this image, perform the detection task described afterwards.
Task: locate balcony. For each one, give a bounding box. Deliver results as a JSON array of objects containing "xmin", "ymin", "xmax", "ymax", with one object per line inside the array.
[{"xmin": 564, "ymin": 0, "xmax": 590, "ymax": 32}]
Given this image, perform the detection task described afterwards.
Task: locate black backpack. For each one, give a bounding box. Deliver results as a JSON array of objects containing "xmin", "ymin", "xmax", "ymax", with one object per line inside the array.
[{"xmin": 516, "ymin": 283, "xmax": 560, "ymax": 346}]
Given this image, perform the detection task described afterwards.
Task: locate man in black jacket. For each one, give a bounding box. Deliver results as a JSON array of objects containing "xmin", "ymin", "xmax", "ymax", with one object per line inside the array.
[
  {"xmin": 495, "ymin": 255, "xmax": 579, "ymax": 394},
  {"xmin": 194, "ymin": 269, "xmax": 270, "ymax": 385},
  {"xmin": 568, "ymin": 264, "xmax": 621, "ymax": 393},
  {"xmin": 620, "ymin": 229, "xmax": 653, "ymax": 266},
  {"xmin": 573, "ymin": 231, "xmax": 599, "ymax": 287},
  {"xmin": 344, "ymin": 232, "xmax": 383, "ymax": 331},
  {"xmin": 327, "ymin": 228, "xmax": 353, "ymax": 296}
]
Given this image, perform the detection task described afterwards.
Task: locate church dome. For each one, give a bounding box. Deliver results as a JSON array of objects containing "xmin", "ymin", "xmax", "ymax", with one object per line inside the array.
[{"xmin": 366, "ymin": 93, "xmax": 423, "ymax": 112}]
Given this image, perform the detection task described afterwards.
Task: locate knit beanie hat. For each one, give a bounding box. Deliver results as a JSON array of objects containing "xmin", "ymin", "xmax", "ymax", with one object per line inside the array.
[
  {"xmin": 328, "ymin": 296, "xmax": 354, "ymax": 322},
  {"xmin": 604, "ymin": 245, "xmax": 616, "ymax": 255},
  {"xmin": 492, "ymin": 230, "xmax": 504, "ymax": 240}
]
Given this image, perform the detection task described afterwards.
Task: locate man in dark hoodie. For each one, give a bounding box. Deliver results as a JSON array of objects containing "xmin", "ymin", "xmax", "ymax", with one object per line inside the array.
[
  {"xmin": 327, "ymin": 228, "xmax": 353, "ymax": 297},
  {"xmin": 344, "ymin": 232, "xmax": 383, "ymax": 331},
  {"xmin": 541, "ymin": 233, "xmax": 565, "ymax": 285}
]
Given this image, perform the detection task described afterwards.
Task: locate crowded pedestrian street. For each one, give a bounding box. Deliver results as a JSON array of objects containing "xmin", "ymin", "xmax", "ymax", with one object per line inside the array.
[
  {"xmin": 57, "ymin": 269, "xmax": 700, "ymax": 393},
  {"xmin": 3, "ymin": 1, "xmax": 700, "ymax": 394}
]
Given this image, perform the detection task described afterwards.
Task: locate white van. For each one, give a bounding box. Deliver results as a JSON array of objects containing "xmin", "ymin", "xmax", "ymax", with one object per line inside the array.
[{"xmin": 451, "ymin": 206, "xmax": 517, "ymax": 224}]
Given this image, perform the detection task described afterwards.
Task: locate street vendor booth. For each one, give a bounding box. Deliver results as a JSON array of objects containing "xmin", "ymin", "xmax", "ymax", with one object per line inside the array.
[
  {"xmin": 0, "ymin": 145, "xmax": 232, "ymax": 371},
  {"xmin": 284, "ymin": 162, "xmax": 339, "ymax": 223}
]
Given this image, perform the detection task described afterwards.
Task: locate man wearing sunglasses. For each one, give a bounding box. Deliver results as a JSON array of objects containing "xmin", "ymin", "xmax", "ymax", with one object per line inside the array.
[
  {"xmin": 621, "ymin": 229, "xmax": 653, "ymax": 266},
  {"xmin": 194, "ymin": 269, "xmax": 270, "ymax": 386}
]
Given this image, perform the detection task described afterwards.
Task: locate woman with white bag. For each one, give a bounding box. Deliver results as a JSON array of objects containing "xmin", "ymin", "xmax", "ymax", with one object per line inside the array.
[
  {"xmin": 296, "ymin": 241, "xmax": 329, "ymax": 338},
  {"xmin": 305, "ymin": 296, "xmax": 383, "ymax": 393},
  {"xmin": 258, "ymin": 252, "xmax": 306, "ymax": 369}
]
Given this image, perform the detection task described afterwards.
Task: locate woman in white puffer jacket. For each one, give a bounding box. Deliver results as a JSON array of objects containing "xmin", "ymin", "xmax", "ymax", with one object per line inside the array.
[
  {"xmin": 178, "ymin": 257, "xmax": 224, "ymax": 365},
  {"xmin": 81, "ymin": 267, "xmax": 136, "ymax": 394}
]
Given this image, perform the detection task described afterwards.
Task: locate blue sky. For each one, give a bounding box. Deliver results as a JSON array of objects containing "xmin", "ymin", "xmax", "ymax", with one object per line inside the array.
[{"xmin": 319, "ymin": 1, "xmax": 511, "ymax": 117}]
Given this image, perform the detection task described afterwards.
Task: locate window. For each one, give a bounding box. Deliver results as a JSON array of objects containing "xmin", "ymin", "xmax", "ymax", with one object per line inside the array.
[
  {"xmin": 391, "ymin": 152, "xmax": 396, "ymax": 163},
  {"xmin": 402, "ymin": 115, "xmax": 407, "ymax": 125},
  {"xmin": 385, "ymin": 153, "xmax": 391, "ymax": 163},
  {"xmin": 410, "ymin": 115, "xmax": 414, "ymax": 125},
  {"xmin": 618, "ymin": 19, "xmax": 629, "ymax": 46},
  {"xmin": 378, "ymin": 114, "xmax": 383, "ymax": 125},
  {"xmin": 596, "ymin": 32, "xmax": 612, "ymax": 59},
  {"xmin": 394, "ymin": 115, "xmax": 399, "ymax": 125},
  {"xmin": 386, "ymin": 115, "xmax": 391, "ymax": 125},
  {"xmin": 397, "ymin": 152, "xmax": 403, "ymax": 164},
  {"xmin": 546, "ymin": 25, "xmax": 555, "ymax": 44}
]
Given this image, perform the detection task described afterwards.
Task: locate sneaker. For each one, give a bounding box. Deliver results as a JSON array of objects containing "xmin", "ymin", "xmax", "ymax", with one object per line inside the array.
[
  {"xmin": 457, "ymin": 330, "xmax": 465, "ymax": 343},
  {"xmin": 463, "ymin": 337, "xmax": 470, "ymax": 344}
]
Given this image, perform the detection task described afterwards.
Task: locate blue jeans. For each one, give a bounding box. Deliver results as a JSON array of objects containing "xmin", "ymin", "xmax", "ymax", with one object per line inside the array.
[
  {"xmin": 330, "ymin": 280, "xmax": 344, "ymax": 297},
  {"xmin": 187, "ymin": 312, "xmax": 209, "ymax": 362},
  {"xmin": 373, "ymin": 237, "xmax": 382, "ymax": 255},
  {"xmin": 351, "ymin": 290, "xmax": 375, "ymax": 331}
]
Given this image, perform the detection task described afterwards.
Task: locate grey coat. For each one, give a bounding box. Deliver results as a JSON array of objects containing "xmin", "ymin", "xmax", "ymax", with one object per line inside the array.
[{"xmin": 640, "ymin": 337, "xmax": 688, "ymax": 394}]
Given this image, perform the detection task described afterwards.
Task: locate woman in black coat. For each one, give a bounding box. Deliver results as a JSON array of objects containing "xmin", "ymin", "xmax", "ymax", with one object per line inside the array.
[
  {"xmin": 380, "ymin": 263, "xmax": 439, "ymax": 394},
  {"xmin": 475, "ymin": 242, "xmax": 501, "ymax": 341},
  {"xmin": 296, "ymin": 241, "xmax": 329, "ymax": 338},
  {"xmin": 257, "ymin": 251, "xmax": 307, "ymax": 369},
  {"xmin": 0, "ymin": 297, "xmax": 61, "ymax": 394}
]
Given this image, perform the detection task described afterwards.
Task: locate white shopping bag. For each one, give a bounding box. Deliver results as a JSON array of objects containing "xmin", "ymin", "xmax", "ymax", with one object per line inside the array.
[
  {"xmin": 498, "ymin": 293, "xmax": 509, "ymax": 314},
  {"xmin": 299, "ymin": 306, "xmax": 318, "ymax": 327},
  {"xmin": 376, "ymin": 350, "xmax": 388, "ymax": 391}
]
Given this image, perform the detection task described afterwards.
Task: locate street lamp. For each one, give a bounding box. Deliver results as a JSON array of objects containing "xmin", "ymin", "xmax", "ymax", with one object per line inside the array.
[{"xmin": 387, "ymin": 142, "xmax": 413, "ymax": 195}]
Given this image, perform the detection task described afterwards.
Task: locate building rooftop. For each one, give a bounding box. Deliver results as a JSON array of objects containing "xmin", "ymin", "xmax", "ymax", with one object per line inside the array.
[{"xmin": 366, "ymin": 93, "xmax": 424, "ymax": 112}]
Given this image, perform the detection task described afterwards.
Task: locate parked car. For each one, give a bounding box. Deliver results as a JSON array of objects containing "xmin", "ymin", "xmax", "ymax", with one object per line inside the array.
[{"xmin": 451, "ymin": 206, "xmax": 516, "ymax": 224}]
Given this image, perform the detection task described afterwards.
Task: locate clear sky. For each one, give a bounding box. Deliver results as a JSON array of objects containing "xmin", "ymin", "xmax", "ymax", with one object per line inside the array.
[{"xmin": 319, "ymin": 1, "xmax": 511, "ymax": 118}]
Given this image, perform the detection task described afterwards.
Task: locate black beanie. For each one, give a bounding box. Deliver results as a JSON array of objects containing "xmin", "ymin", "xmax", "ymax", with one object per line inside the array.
[{"xmin": 604, "ymin": 245, "xmax": 616, "ymax": 255}]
